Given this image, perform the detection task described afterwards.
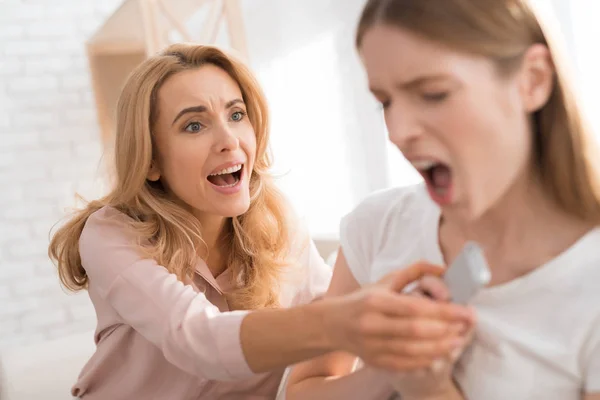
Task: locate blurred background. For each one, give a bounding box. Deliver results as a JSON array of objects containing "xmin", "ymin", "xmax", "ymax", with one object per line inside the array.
[{"xmin": 0, "ymin": 0, "xmax": 599, "ymax": 398}]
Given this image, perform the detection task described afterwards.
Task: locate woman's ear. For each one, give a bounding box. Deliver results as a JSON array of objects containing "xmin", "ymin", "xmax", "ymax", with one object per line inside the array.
[
  {"xmin": 519, "ymin": 44, "xmax": 555, "ymax": 113},
  {"xmin": 147, "ymin": 160, "xmax": 161, "ymax": 181}
]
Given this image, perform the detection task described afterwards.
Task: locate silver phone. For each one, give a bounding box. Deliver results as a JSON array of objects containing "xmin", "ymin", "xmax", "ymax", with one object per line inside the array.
[{"xmin": 443, "ymin": 241, "xmax": 491, "ymax": 304}]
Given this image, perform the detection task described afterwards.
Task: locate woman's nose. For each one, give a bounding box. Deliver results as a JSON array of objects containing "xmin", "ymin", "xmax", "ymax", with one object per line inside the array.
[
  {"xmin": 213, "ymin": 124, "xmax": 240, "ymax": 153},
  {"xmin": 386, "ymin": 105, "xmax": 422, "ymax": 149}
]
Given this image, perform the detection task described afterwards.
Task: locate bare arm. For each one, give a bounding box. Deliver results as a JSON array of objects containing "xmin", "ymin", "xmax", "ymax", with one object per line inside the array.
[
  {"xmin": 240, "ymin": 300, "xmax": 334, "ymax": 372},
  {"xmin": 585, "ymin": 394, "xmax": 600, "ymax": 400}
]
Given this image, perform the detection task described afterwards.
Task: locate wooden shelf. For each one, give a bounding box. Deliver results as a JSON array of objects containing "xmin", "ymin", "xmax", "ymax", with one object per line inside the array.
[{"xmin": 86, "ymin": 0, "xmax": 248, "ymax": 146}]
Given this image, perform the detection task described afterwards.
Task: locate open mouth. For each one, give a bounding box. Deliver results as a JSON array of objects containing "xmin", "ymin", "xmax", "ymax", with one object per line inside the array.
[
  {"xmin": 207, "ymin": 164, "xmax": 243, "ymax": 188},
  {"xmin": 413, "ymin": 160, "xmax": 453, "ymax": 204}
]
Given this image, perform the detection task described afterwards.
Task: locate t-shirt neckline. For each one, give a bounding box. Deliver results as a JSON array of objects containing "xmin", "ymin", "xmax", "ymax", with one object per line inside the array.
[{"xmin": 424, "ymin": 190, "xmax": 600, "ymax": 304}]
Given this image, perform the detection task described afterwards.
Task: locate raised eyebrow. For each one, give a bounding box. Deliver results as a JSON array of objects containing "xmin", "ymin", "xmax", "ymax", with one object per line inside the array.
[
  {"xmin": 225, "ymin": 98, "xmax": 245, "ymax": 108},
  {"xmin": 172, "ymin": 105, "xmax": 207, "ymax": 126},
  {"xmin": 171, "ymin": 98, "xmax": 245, "ymax": 126}
]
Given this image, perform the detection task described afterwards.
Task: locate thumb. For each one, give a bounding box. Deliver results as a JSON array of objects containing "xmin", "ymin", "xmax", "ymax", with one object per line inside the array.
[{"xmin": 386, "ymin": 262, "xmax": 445, "ymax": 292}]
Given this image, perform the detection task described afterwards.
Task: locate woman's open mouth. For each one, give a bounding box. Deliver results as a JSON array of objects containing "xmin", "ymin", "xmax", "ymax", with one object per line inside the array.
[
  {"xmin": 207, "ymin": 163, "xmax": 243, "ymax": 188},
  {"xmin": 413, "ymin": 160, "xmax": 453, "ymax": 205}
]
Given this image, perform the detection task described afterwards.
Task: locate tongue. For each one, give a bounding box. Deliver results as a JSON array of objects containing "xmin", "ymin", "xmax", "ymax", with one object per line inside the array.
[
  {"xmin": 431, "ymin": 165, "xmax": 451, "ymax": 188},
  {"xmin": 210, "ymin": 173, "xmax": 236, "ymax": 186}
]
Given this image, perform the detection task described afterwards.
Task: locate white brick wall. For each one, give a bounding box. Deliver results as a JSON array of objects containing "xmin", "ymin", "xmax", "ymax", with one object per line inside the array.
[{"xmin": 0, "ymin": 0, "xmax": 122, "ymax": 351}]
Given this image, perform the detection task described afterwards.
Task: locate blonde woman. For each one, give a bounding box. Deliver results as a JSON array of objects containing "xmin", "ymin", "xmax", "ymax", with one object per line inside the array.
[
  {"xmin": 48, "ymin": 44, "xmax": 473, "ymax": 399},
  {"xmin": 286, "ymin": 0, "xmax": 600, "ymax": 399}
]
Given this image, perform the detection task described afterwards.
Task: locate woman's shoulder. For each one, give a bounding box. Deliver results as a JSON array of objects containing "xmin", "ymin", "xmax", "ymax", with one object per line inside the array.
[
  {"xmin": 82, "ymin": 206, "xmax": 137, "ymax": 237},
  {"xmin": 79, "ymin": 206, "xmax": 138, "ymax": 255},
  {"xmin": 86, "ymin": 205, "xmax": 133, "ymax": 225},
  {"xmin": 342, "ymin": 182, "xmax": 434, "ymax": 234},
  {"xmin": 338, "ymin": 183, "xmax": 436, "ymax": 284}
]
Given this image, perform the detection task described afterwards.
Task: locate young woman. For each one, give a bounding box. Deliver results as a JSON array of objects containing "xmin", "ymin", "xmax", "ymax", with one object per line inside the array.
[
  {"xmin": 285, "ymin": 0, "xmax": 600, "ymax": 399},
  {"xmin": 48, "ymin": 43, "xmax": 473, "ymax": 399}
]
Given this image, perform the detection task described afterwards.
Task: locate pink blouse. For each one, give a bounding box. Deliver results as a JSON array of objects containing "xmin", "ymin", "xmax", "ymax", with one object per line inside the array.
[{"xmin": 71, "ymin": 206, "xmax": 332, "ymax": 399}]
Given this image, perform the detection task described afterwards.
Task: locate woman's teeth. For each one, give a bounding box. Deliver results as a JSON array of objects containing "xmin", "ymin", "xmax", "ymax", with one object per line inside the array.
[
  {"xmin": 209, "ymin": 164, "xmax": 242, "ymax": 176},
  {"xmin": 412, "ymin": 160, "xmax": 437, "ymax": 171},
  {"xmin": 217, "ymin": 180, "xmax": 239, "ymax": 188}
]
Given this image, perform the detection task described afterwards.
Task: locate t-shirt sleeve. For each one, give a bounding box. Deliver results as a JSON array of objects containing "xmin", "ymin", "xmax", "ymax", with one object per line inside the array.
[
  {"xmin": 339, "ymin": 187, "xmax": 410, "ymax": 285},
  {"xmin": 339, "ymin": 200, "xmax": 377, "ymax": 285}
]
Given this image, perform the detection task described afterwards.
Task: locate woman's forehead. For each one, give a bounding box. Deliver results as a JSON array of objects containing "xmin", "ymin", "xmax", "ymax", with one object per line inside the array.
[
  {"xmin": 360, "ymin": 25, "xmax": 496, "ymax": 91},
  {"xmin": 156, "ymin": 66, "xmax": 244, "ymax": 119}
]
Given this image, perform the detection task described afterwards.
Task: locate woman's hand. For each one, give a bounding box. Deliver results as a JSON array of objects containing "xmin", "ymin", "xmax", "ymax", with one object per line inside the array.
[
  {"xmin": 384, "ymin": 274, "xmax": 476, "ymax": 399},
  {"xmin": 321, "ymin": 262, "xmax": 475, "ymax": 372}
]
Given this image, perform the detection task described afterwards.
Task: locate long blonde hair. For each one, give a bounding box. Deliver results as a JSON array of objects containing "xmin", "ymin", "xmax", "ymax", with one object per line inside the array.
[
  {"xmin": 49, "ymin": 43, "xmax": 291, "ymax": 310},
  {"xmin": 357, "ymin": 0, "xmax": 600, "ymax": 222}
]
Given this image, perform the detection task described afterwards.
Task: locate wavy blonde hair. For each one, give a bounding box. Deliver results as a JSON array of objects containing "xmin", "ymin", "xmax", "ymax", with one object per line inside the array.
[
  {"xmin": 357, "ymin": 0, "xmax": 600, "ymax": 222},
  {"xmin": 49, "ymin": 43, "xmax": 292, "ymax": 310}
]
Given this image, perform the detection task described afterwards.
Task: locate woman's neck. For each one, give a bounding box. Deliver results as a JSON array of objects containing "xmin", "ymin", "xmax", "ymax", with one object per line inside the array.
[
  {"xmin": 194, "ymin": 212, "xmax": 230, "ymax": 278},
  {"xmin": 440, "ymin": 170, "xmax": 594, "ymax": 285}
]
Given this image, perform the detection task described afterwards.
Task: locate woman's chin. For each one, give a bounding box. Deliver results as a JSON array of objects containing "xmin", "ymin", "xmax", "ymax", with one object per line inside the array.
[
  {"xmin": 216, "ymin": 198, "xmax": 251, "ymax": 218},
  {"xmin": 453, "ymin": 196, "xmax": 491, "ymax": 223}
]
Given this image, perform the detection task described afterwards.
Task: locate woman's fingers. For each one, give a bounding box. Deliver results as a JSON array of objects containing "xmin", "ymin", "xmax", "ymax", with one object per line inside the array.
[
  {"xmin": 359, "ymin": 313, "xmax": 466, "ymax": 339},
  {"xmin": 381, "ymin": 262, "xmax": 446, "ymax": 292},
  {"xmin": 419, "ymin": 275, "xmax": 451, "ymax": 302},
  {"xmin": 373, "ymin": 355, "xmax": 435, "ymax": 372},
  {"xmin": 369, "ymin": 290, "xmax": 474, "ymax": 322},
  {"xmin": 365, "ymin": 333, "xmax": 467, "ymax": 372},
  {"xmin": 333, "ymin": 264, "xmax": 477, "ymax": 373},
  {"xmin": 379, "ymin": 335, "xmax": 464, "ymax": 359}
]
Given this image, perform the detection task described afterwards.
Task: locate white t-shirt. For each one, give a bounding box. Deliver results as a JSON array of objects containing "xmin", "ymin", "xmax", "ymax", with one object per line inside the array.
[{"xmin": 340, "ymin": 183, "xmax": 600, "ymax": 399}]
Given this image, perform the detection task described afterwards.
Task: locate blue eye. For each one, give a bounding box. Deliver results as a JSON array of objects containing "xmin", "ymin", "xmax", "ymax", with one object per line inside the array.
[
  {"xmin": 231, "ymin": 111, "xmax": 246, "ymax": 122},
  {"xmin": 184, "ymin": 121, "xmax": 203, "ymax": 133}
]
